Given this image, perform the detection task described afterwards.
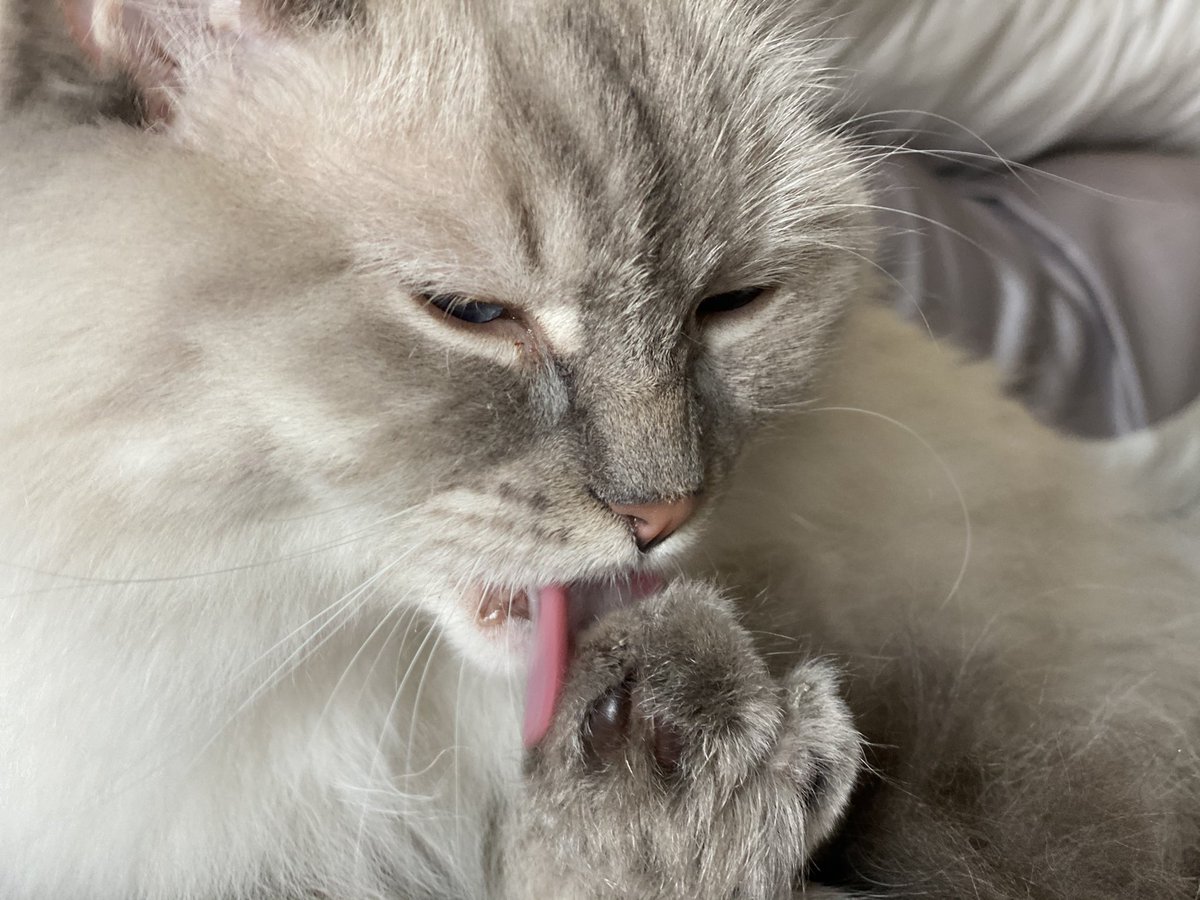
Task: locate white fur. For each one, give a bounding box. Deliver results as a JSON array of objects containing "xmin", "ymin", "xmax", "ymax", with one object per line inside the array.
[{"xmin": 0, "ymin": 5, "xmax": 1197, "ymax": 896}]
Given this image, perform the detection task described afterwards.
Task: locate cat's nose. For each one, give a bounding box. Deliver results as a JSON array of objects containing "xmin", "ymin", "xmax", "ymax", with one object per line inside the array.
[{"xmin": 608, "ymin": 496, "xmax": 699, "ymax": 552}]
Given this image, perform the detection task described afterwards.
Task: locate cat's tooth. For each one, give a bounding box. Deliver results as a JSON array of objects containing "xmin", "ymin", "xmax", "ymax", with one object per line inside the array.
[
  {"xmin": 509, "ymin": 590, "xmax": 531, "ymax": 621},
  {"xmin": 477, "ymin": 589, "xmax": 506, "ymax": 626}
]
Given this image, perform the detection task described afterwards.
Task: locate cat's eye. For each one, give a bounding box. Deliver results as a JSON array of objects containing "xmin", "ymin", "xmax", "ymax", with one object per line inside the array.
[
  {"xmin": 425, "ymin": 293, "xmax": 508, "ymax": 325},
  {"xmin": 696, "ymin": 286, "xmax": 767, "ymax": 318}
]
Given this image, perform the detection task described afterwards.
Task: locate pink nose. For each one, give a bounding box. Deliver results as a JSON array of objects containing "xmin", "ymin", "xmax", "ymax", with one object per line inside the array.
[{"xmin": 608, "ymin": 495, "xmax": 699, "ymax": 551}]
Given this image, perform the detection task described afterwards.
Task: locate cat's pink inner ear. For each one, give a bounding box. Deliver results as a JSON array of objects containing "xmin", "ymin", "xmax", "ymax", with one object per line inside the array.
[
  {"xmin": 58, "ymin": 0, "xmax": 251, "ymax": 123},
  {"xmin": 60, "ymin": 0, "xmax": 103, "ymax": 66},
  {"xmin": 60, "ymin": 0, "xmax": 178, "ymax": 96}
]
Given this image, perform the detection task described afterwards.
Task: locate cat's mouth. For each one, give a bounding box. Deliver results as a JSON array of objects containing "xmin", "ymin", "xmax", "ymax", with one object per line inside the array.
[{"xmin": 465, "ymin": 575, "xmax": 663, "ymax": 748}]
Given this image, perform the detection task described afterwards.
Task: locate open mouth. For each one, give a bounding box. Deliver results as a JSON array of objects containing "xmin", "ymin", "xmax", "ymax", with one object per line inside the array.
[{"xmin": 468, "ymin": 575, "xmax": 663, "ymax": 748}]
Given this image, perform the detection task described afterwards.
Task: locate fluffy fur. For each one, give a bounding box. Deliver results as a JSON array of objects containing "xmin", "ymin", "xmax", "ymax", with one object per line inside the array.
[{"xmin": 1, "ymin": 1, "xmax": 1197, "ymax": 898}]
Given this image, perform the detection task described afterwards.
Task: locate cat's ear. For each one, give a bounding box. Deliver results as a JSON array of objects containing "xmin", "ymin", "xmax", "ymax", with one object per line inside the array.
[{"xmin": 58, "ymin": 0, "xmax": 268, "ymax": 122}]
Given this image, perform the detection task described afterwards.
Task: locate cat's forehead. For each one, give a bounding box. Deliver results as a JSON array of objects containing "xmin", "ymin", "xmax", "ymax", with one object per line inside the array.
[
  {"xmin": 414, "ymin": 12, "xmax": 829, "ymax": 269},
  {"xmin": 231, "ymin": 1, "xmax": 859, "ymax": 331}
]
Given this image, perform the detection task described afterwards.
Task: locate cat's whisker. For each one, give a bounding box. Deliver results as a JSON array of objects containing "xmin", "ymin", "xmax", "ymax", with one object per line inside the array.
[
  {"xmin": 835, "ymin": 106, "xmax": 1028, "ymax": 185},
  {"xmin": 353, "ymin": 616, "xmax": 444, "ymax": 864},
  {"xmin": 256, "ymin": 494, "xmax": 384, "ymax": 524},
  {"xmin": 311, "ymin": 601, "xmax": 409, "ymax": 736},
  {"xmin": 199, "ymin": 615, "xmax": 380, "ymax": 768},
  {"xmin": 199, "ymin": 546, "xmax": 440, "ymax": 761},
  {"xmin": 444, "ymin": 562, "xmax": 503, "ymax": 854},
  {"xmin": 226, "ymin": 552, "xmax": 417, "ymax": 717},
  {"xmin": 833, "ymin": 118, "xmax": 1168, "ymax": 220},
  {"xmin": 5, "ymin": 0, "xmax": 1196, "ymax": 891},
  {"xmin": 798, "ymin": 405, "xmax": 973, "ymax": 611},
  {"xmin": 348, "ymin": 601, "xmax": 428, "ymax": 712},
  {"xmin": 0, "ymin": 501, "xmax": 428, "ymax": 594},
  {"xmin": 452, "ymin": 650, "xmax": 470, "ymax": 853},
  {"xmin": 324, "ymin": 599, "xmax": 439, "ymax": 844},
  {"xmin": 747, "ymin": 628, "xmax": 800, "ymax": 643},
  {"xmin": 806, "ymin": 201, "xmax": 1001, "ymax": 260},
  {"xmin": 226, "ymin": 577, "xmax": 389, "ymax": 689},
  {"xmin": 349, "ymin": 616, "xmax": 437, "ymax": 865},
  {"xmin": 880, "ymin": 146, "xmax": 1160, "ymax": 205}
]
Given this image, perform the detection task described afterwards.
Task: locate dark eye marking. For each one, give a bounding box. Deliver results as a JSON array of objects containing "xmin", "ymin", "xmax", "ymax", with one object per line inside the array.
[
  {"xmin": 696, "ymin": 286, "xmax": 766, "ymax": 318},
  {"xmin": 425, "ymin": 293, "xmax": 508, "ymax": 325}
]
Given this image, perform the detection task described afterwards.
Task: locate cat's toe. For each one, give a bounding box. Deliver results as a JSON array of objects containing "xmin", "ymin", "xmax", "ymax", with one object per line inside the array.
[
  {"xmin": 580, "ymin": 673, "xmax": 634, "ymax": 767},
  {"xmin": 579, "ymin": 671, "xmax": 689, "ymax": 775},
  {"xmin": 548, "ymin": 581, "xmax": 782, "ymax": 783},
  {"xmin": 776, "ymin": 661, "xmax": 863, "ymax": 853}
]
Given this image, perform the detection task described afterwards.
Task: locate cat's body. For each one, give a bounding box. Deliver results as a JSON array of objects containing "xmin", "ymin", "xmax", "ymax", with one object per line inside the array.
[
  {"xmin": 1, "ymin": 1, "xmax": 1198, "ymax": 898},
  {"xmin": 727, "ymin": 312, "xmax": 1200, "ymax": 897}
]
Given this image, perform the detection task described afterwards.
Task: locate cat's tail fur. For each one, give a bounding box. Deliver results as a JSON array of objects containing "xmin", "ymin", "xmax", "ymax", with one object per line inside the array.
[
  {"xmin": 814, "ymin": 607, "xmax": 1200, "ymax": 898},
  {"xmin": 830, "ymin": 318, "xmax": 1199, "ymax": 899}
]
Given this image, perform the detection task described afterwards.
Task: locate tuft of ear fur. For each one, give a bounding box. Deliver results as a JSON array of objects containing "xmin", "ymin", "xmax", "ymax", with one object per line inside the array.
[
  {"xmin": 58, "ymin": 0, "xmax": 255, "ymax": 121},
  {"xmin": 56, "ymin": 0, "xmax": 358, "ymax": 122}
]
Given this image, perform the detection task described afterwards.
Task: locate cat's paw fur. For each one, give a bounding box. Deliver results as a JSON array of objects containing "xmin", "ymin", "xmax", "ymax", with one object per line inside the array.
[{"xmin": 502, "ymin": 581, "xmax": 861, "ymax": 899}]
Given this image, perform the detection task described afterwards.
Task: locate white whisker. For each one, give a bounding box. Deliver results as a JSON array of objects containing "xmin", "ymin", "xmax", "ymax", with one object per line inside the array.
[{"xmin": 799, "ymin": 406, "xmax": 973, "ymax": 611}]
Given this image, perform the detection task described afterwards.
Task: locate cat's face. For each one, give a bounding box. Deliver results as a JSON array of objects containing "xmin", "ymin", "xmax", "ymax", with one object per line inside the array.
[{"xmin": 76, "ymin": 0, "xmax": 869, "ymax": 671}]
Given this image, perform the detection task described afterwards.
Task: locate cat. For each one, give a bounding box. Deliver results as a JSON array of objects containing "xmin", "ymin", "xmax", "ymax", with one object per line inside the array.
[{"xmin": 1, "ymin": 1, "xmax": 1197, "ymax": 899}]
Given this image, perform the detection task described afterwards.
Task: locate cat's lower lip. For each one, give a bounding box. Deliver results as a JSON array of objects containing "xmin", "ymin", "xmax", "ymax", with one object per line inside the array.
[
  {"xmin": 473, "ymin": 585, "xmax": 532, "ymax": 628},
  {"xmin": 467, "ymin": 573, "xmax": 664, "ymax": 635}
]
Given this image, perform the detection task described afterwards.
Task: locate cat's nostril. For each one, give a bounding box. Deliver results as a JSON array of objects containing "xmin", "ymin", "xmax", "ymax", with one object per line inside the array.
[
  {"xmin": 619, "ymin": 514, "xmax": 651, "ymax": 545},
  {"xmin": 608, "ymin": 495, "xmax": 699, "ymax": 552}
]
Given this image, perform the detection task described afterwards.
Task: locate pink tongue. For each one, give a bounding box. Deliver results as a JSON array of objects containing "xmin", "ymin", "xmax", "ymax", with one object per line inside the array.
[{"xmin": 522, "ymin": 584, "xmax": 570, "ymax": 748}]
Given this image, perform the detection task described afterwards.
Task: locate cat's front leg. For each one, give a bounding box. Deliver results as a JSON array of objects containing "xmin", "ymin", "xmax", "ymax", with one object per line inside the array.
[{"xmin": 499, "ymin": 582, "xmax": 862, "ymax": 900}]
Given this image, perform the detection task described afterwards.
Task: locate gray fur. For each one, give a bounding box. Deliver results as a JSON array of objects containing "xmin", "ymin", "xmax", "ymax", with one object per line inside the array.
[
  {"xmin": 504, "ymin": 584, "xmax": 860, "ymax": 899},
  {"xmin": 0, "ymin": 2, "xmax": 1197, "ymax": 900}
]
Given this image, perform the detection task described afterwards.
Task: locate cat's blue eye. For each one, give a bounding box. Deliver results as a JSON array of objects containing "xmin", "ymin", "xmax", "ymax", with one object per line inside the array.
[
  {"xmin": 696, "ymin": 287, "xmax": 766, "ymax": 318},
  {"xmin": 427, "ymin": 293, "xmax": 507, "ymax": 325}
]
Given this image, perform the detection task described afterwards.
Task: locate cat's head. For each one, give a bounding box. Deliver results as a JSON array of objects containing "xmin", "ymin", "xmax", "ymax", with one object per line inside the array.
[{"xmin": 64, "ymin": 0, "xmax": 870, "ymax": 670}]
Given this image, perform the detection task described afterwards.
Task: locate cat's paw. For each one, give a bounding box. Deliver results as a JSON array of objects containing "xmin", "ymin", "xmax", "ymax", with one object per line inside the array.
[{"xmin": 506, "ymin": 581, "xmax": 861, "ymax": 900}]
